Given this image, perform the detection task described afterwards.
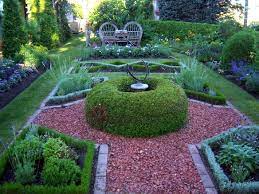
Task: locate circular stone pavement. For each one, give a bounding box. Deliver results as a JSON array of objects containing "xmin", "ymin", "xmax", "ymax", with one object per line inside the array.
[{"xmin": 33, "ymin": 101, "xmax": 247, "ymax": 193}]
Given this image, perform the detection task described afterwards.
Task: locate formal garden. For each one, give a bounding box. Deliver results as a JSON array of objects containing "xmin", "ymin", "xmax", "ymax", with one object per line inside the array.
[{"xmin": 0, "ymin": 0, "xmax": 258, "ymax": 193}]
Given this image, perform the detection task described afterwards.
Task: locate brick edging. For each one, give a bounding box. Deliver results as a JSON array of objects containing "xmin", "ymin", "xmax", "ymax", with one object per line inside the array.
[
  {"xmin": 94, "ymin": 144, "xmax": 109, "ymax": 194},
  {"xmin": 188, "ymin": 144, "xmax": 218, "ymax": 194}
]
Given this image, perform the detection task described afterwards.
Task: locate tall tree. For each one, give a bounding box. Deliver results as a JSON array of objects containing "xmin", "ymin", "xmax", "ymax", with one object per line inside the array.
[
  {"xmin": 26, "ymin": 0, "xmax": 60, "ymax": 48},
  {"xmin": 55, "ymin": 0, "xmax": 71, "ymax": 42},
  {"xmin": 2, "ymin": 0, "xmax": 27, "ymax": 58},
  {"xmin": 158, "ymin": 0, "xmax": 234, "ymax": 23}
]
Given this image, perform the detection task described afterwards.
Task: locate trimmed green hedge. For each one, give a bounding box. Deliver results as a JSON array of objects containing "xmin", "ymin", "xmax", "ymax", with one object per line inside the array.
[
  {"xmin": 141, "ymin": 20, "xmax": 218, "ymax": 43},
  {"xmin": 46, "ymin": 89, "xmax": 92, "ymax": 106},
  {"xmin": 201, "ymin": 125, "xmax": 259, "ymax": 193},
  {"xmin": 185, "ymin": 89, "xmax": 226, "ymax": 105},
  {"xmin": 85, "ymin": 77, "xmax": 188, "ymax": 137},
  {"xmin": 0, "ymin": 126, "xmax": 95, "ymax": 194}
]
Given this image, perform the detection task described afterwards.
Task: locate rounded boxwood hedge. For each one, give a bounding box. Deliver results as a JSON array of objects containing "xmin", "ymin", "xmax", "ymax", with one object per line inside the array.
[{"xmin": 85, "ymin": 77, "xmax": 188, "ymax": 137}]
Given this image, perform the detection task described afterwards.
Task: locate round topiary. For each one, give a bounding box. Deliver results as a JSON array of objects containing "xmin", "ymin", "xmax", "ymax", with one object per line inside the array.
[
  {"xmin": 85, "ymin": 77, "xmax": 188, "ymax": 137},
  {"xmin": 221, "ymin": 31, "xmax": 256, "ymax": 70}
]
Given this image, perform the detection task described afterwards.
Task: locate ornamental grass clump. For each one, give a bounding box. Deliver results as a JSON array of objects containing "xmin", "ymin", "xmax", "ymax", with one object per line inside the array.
[{"xmin": 172, "ymin": 58, "xmax": 208, "ymax": 92}]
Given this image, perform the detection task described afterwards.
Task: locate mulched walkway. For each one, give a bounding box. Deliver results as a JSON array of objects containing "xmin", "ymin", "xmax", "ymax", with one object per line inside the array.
[{"xmin": 33, "ymin": 101, "xmax": 247, "ymax": 193}]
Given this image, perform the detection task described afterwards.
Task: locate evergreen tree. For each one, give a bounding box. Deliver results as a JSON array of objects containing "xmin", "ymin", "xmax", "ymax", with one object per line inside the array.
[
  {"xmin": 55, "ymin": 0, "xmax": 71, "ymax": 42},
  {"xmin": 26, "ymin": 0, "xmax": 60, "ymax": 49},
  {"xmin": 158, "ymin": 0, "xmax": 234, "ymax": 23},
  {"xmin": 2, "ymin": 0, "xmax": 27, "ymax": 58}
]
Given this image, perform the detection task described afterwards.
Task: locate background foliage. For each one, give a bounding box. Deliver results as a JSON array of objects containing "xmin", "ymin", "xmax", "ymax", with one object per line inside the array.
[{"xmin": 2, "ymin": 0, "xmax": 27, "ymax": 59}]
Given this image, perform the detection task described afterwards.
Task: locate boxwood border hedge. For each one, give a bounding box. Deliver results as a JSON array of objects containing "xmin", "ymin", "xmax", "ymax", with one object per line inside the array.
[
  {"xmin": 80, "ymin": 60, "xmax": 180, "ymax": 73},
  {"xmin": 0, "ymin": 126, "xmax": 95, "ymax": 194},
  {"xmin": 85, "ymin": 77, "xmax": 188, "ymax": 137},
  {"xmin": 201, "ymin": 125, "xmax": 259, "ymax": 194},
  {"xmin": 185, "ymin": 89, "xmax": 226, "ymax": 105}
]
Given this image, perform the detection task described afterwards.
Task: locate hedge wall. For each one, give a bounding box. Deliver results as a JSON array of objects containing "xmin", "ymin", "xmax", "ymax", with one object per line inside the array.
[{"xmin": 141, "ymin": 20, "xmax": 218, "ymax": 43}]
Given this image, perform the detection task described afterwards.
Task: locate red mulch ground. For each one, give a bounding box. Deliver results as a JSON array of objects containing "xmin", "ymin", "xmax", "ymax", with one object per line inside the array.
[{"xmin": 33, "ymin": 101, "xmax": 247, "ymax": 193}]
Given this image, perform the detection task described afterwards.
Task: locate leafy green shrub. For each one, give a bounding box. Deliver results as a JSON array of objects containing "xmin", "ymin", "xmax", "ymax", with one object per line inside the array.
[
  {"xmin": 184, "ymin": 89, "xmax": 226, "ymax": 105},
  {"xmin": 43, "ymin": 138, "xmax": 73, "ymax": 160},
  {"xmin": 162, "ymin": 61, "xmax": 179, "ymax": 66},
  {"xmin": 217, "ymin": 142, "xmax": 258, "ymax": 182},
  {"xmin": 10, "ymin": 136, "xmax": 43, "ymax": 162},
  {"xmin": 18, "ymin": 44, "xmax": 48, "ymax": 68},
  {"xmin": 2, "ymin": 0, "xmax": 27, "ymax": 59},
  {"xmin": 27, "ymin": 0, "xmax": 60, "ymax": 49},
  {"xmin": 246, "ymin": 72, "xmax": 259, "ymax": 93},
  {"xmin": 89, "ymin": 0, "xmax": 127, "ymax": 30},
  {"xmin": 110, "ymin": 60, "xmax": 125, "ymax": 65},
  {"xmin": 89, "ymin": 0, "xmax": 153, "ymax": 30},
  {"xmin": 217, "ymin": 19, "xmax": 242, "ymax": 41},
  {"xmin": 57, "ymin": 74, "xmax": 92, "ymax": 96},
  {"xmin": 42, "ymin": 157, "xmax": 81, "ymax": 186},
  {"xmin": 85, "ymin": 77, "xmax": 188, "ymax": 137},
  {"xmin": 15, "ymin": 159, "xmax": 36, "ymax": 184},
  {"xmin": 193, "ymin": 41, "xmax": 223, "ymax": 62},
  {"xmin": 201, "ymin": 125, "xmax": 259, "ymax": 193},
  {"xmin": 0, "ymin": 126, "xmax": 95, "ymax": 193},
  {"xmin": 85, "ymin": 45, "xmax": 171, "ymax": 59},
  {"xmin": 141, "ymin": 20, "xmax": 218, "ymax": 43},
  {"xmin": 221, "ymin": 31, "xmax": 256, "ymax": 70}
]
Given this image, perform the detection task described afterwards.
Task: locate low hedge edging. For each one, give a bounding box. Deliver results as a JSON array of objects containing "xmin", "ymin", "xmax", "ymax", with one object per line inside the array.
[
  {"xmin": 185, "ymin": 89, "xmax": 226, "ymax": 105},
  {"xmin": 85, "ymin": 77, "xmax": 188, "ymax": 137},
  {"xmin": 80, "ymin": 60, "xmax": 180, "ymax": 73},
  {"xmin": 46, "ymin": 89, "xmax": 92, "ymax": 106},
  {"xmin": 201, "ymin": 125, "xmax": 259, "ymax": 193},
  {"xmin": 0, "ymin": 126, "xmax": 95, "ymax": 194}
]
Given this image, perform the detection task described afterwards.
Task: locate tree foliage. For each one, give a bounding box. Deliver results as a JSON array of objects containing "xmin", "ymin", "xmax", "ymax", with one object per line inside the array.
[
  {"xmin": 2, "ymin": 0, "xmax": 27, "ymax": 59},
  {"xmin": 158, "ymin": 0, "xmax": 238, "ymax": 23},
  {"xmin": 55, "ymin": 0, "xmax": 71, "ymax": 42},
  {"xmin": 89, "ymin": 0, "xmax": 153, "ymax": 30},
  {"xmin": 26, "ymin": 0, "xmax": 60, "ymax": 48}
]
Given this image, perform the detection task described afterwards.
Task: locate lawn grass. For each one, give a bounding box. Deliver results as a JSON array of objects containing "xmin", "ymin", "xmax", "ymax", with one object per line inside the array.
[
  {"xmin": 204, "ymin": 66, "xmax": 259, "ymax": 124},
  {"xmin": 0, "ymin": 34, "xmax": 86, "ymax": 146}
]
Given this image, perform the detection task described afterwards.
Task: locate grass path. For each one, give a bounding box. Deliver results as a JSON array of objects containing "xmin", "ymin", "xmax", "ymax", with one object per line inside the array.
[{"xmin": 0, "ymin": 34, "xmax": 86, "ymax": 145}]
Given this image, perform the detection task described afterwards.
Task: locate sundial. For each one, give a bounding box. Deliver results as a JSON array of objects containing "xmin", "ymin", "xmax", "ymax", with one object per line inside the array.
[{"xmin": 127, "ymin": 60, "xmax": 150, "ymax": 91}]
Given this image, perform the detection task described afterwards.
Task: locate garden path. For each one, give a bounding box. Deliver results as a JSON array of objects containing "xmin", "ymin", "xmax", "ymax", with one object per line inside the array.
[{"xmin": 33, "ymin": 101, "xmax": 246, "ymax": 193}]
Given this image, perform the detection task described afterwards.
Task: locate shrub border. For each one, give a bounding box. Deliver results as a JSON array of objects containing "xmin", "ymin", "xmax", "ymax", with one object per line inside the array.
[
  {"xmin": 0, "ymin": 126, "xmax": 95, "ymax": 194},
  {"xmin": 79, "ymin": 60, "xmax": 180, "ymax": 73},
  {"xmin": 201, "ymin": 125, "xmax": 259, "ymax": 193},
  {"xmin": 184, "ymin": 89, "xmax": 226, "ymax": 105},
  {"xmin": 46, "ymin": 88, "xmax": 92, "ymax": 106}
]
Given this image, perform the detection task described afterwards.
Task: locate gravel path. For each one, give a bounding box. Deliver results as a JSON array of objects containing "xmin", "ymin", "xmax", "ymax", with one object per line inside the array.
[{"xmin": 33, "ymin": 101, "xmax": 246, "ymax": 193}]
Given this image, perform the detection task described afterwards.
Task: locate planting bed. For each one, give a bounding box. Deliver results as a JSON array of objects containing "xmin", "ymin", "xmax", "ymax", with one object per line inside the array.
[
  {"xmin": 0, "ymin": 65, "xmax": 49, "ymax": 109},
  {"xmin": 33, "ymin": 100, "xmax": 247, "ymax": 193}
]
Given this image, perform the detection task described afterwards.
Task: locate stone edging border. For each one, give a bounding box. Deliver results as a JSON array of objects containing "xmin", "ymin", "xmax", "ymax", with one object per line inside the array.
[
  {"xmin": 94, "ymin": 144, "xmax": 109, "ymax": 194},
  {"xmin": 188, "ymin": 144, "xmax": 218, "ymax": 194}
]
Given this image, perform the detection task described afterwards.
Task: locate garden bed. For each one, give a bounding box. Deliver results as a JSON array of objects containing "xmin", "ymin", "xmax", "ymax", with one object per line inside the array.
[
  {"xmin": 201, "ymin": 126, "xmax": 259, "ymax": 193},
  {"xmin": 33, "ymin": 100, "xmax": 247, "ymax": 193},
  {"xmin": 0, "ymin": 64, "xmax": 49, "ymax": 109},
  {"xmin": 0, "ymin": 126, "xmax": 95, "ymax": 193}
]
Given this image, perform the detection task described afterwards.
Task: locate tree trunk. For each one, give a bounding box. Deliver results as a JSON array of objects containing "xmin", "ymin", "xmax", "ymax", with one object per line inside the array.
[{"xmin": 244, "ymin": 0, "xmax": 248, "ymax": 27}]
